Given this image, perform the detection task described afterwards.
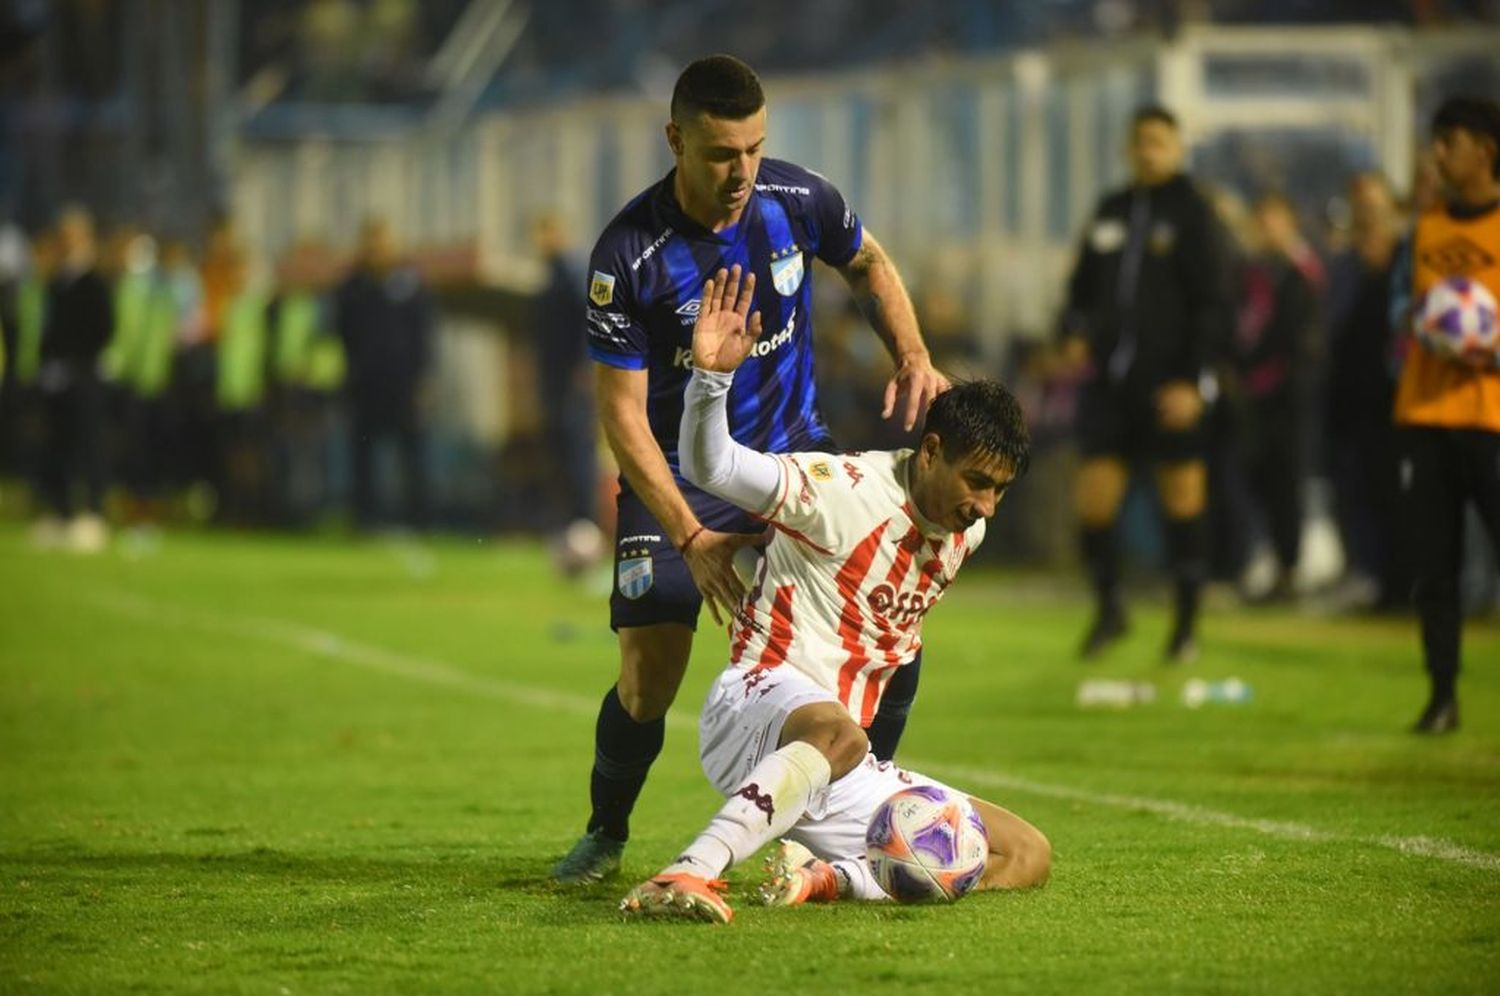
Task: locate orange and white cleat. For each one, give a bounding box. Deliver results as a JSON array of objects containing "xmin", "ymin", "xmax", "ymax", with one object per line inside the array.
[
  {"xmin": 757, "ymin": 839, "xmax": 841, "ymax": 907},
  {"xmin": 619, "ymin": 872, "xmax": 734, "ymax": 924}
]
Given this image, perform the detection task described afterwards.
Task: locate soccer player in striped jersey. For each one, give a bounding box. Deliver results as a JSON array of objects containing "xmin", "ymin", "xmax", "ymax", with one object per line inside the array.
[
  {"xmin": 620, "ymin": 267, "xmax": 1050, "ymax": 922},
  {"xmin": 554, "ymin": 55, "xmax": 949, "ymax": 883}
]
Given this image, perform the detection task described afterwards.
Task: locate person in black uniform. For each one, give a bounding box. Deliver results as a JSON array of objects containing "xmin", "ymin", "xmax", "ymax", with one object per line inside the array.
[
  {"xmin": 530, "ymin": 213, "xmax": 598, "ymax": 535},
  {"xmin": 1058, "ymin": 106, "xmax": 1229, "ymax": 663},
  {"xmin": 1227, "ymin": 193, "xmax": 1324, "ymax": 603},
  {"xmin": 37, "ymin": 206, "xmax": 114, "ymax": 551},
  {"xmin": 334, "ymin": 217, "xmax": 434, "ymax": 532}
]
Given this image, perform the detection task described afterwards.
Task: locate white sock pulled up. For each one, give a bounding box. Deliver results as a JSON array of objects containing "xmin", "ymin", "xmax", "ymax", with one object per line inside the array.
[{"xmin": 665, "ymin": 740, "xmax": 832, "ymax": 878}]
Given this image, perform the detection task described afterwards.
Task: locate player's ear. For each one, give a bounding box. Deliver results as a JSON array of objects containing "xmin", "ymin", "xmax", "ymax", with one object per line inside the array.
[
  {"xmin": 666, "ymin": 121, "xmax": 684, "ymax": 158},
  {"xmin": 919, "ymin": 433, "xmax": 943, "ymax": 466}
]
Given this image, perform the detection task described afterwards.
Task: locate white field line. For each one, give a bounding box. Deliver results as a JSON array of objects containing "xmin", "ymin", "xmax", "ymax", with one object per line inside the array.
[{"xmin": 88, "ymin": 591, "xmax": 1500, "ymax": 874}]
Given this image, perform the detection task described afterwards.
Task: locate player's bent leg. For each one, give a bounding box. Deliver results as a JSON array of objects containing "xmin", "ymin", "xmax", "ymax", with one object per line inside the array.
[
  {"xmin": 865, "ymin": 652, "xmax": 919, "ymax": 762},
  {"xmin": 777, "ymin": 701, "xmax": 870, "ymax": 780},
  {"xmin": 620, "ymin": 703, "xmax": 863, "ymax": 921},
  {"xmin": 1077, "ymin": 455, "xmax": 1131, "ymax": 659},
  {"xmin": 554, "ymin": 624, "xmax": 694, "ymax": 885},
  {"xmin": 616, "ymin": 623, "xmax": 695, "ymax": 721},
  {"xmin": 968, "ymin": 795, "xmax": 1052, "ymax": 890},
  {"xmin": 1156, "ymin": 459, "xmax": 1208, "ymax": 664}
]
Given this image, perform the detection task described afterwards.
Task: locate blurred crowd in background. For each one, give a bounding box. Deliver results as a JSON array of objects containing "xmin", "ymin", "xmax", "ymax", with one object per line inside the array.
[
  {"xmin": 0, "ymin": 209, "xmax": 443, "ymax": 546},
  {"xmin": 0, "ymin": 0, "xmax": 1496, "ymax": 618}
]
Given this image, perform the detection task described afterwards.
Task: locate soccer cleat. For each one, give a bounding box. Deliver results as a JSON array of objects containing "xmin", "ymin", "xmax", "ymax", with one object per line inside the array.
[
  {"xmin": 619, "ymin": 872, "xmax": 734, "ymax": 923},
  {"xmin": 551, "ymin": 829, "xmax": 625, "ymax": 884},
  {"xmin": 1164, "ymin": 627, "xmax": 1199, "ymax": 666},
  {"xmin": 1412, "ymin": 696, "xmax": 1459, "ymax": 734},
  {"xmin": 758, "ymin": 839, "xmax": 840, "ymax": 907},
  {"xmin": 1079, "ymin": 607, "xmax": 1129, "ymax": 660}
]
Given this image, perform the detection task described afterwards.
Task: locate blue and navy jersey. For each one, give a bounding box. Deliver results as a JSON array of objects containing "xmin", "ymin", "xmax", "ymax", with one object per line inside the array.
[{"xmin": 586, "ymin": 158, "xmax": 862, "ymax": 489}]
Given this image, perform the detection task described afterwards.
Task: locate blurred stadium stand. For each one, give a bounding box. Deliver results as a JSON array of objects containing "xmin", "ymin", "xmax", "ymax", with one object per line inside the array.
[{"xmin": 2, "ymin": 0, "xmax": 1498, "ymax": 545}]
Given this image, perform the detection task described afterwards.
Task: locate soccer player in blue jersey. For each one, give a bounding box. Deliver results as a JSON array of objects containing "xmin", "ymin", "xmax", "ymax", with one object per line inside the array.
[{"xmin": 553, "ymin": 55, "xmax": 949, "ymax": 883}]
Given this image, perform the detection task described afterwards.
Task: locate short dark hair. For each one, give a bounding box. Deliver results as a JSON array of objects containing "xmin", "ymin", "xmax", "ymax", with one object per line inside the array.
[
  {"xmin": 671, "ymin": 55, "xmax": 765, "ymax": 125},
  {"xmin": 921, "ymin": 380, "xmax": 1031, "ymax": 478},
  {"xmin": 1432, "ymin": 96, "xmax": 1500, "ymax": 179},
  {"xmin": 1132, "ymin": 105, "xmax": 1179, "ymax": 131}
]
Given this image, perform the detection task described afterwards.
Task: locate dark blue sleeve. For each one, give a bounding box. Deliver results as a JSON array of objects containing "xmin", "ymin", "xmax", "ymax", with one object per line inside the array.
[
  {"xmin": 806, "ymin": 170, "xmax": 863, "ymax": 267},
  {"xmin": 584, "ymin": 240, "xmax": 649, "ymax": 371}
]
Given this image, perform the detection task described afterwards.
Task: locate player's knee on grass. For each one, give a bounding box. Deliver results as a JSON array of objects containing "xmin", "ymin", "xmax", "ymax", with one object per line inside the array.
[
  {"xmin": 970, "ymin": 797, "xmax": 1052, "ymax": 890},
  {"xmin": 1075, "ymin": 457, "xmax": 1128, "ymax": 527},
  {"xmin": 1000, "ymin": 824, "xmax": 1052, "ymax": 889},
  {"xmin": 1155, "ymin": 459, "xmax": 1206, "ymax": 519},
  {"xmin": 779, "ymin": 702, "xmax": 869, "ymax": 781},
  {"xmin": 616, "ymin": 625, "xmax": 694, "ymax": 721}
]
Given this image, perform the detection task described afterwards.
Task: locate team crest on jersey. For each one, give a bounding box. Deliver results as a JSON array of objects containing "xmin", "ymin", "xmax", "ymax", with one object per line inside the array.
[
  {"xmin": 617, "ymin": 553, "xmax": 653, "ymax": 599},
  {"xmin": 808, "ymin": 460, "xmax": 834, "ymax": 481},
  {"xmin": 590, "ymin": 271, "xmax": 616, "ymax": 306},
  {"xmin": 770, "ymin": 245, "xmax": 804, "ymax": 296}
]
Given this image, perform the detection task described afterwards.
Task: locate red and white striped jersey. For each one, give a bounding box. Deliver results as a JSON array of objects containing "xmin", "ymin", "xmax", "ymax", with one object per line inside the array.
[{"xmin": 727, "ymin": 449, "xmax": 985, "ymax": 726}]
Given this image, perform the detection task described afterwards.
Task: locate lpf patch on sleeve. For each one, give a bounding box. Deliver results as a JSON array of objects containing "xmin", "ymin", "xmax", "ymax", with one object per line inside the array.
[
  {"xmin": 808, "ymin": 461, "xmax": 834, "ymax": 481},
  {"xmin": 1090, "ymin": 219, "xmax": 1126, "ymax": 253},
  {"xmin": 590, "ymin": 271, "xmax": 617, "ymax": 306}
]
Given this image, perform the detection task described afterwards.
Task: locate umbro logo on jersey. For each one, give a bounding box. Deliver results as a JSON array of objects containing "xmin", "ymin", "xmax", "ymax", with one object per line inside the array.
[
  {"xmin": 1420, "ymin": 236, "xmax": 1495, "ymax": 276},
  {"xmin": 675, "ymin": 299, "xmax": 701, "ymax": 325}
]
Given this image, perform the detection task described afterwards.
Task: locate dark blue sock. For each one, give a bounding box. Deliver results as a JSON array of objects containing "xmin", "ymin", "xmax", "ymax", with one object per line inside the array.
[
  {"xmin": 586, "ymin": 685, "xmax": 664, "ymax": 842},
  {"xmin": 866, "ymin": 651, "xmax": 921, "ymax": 761}
]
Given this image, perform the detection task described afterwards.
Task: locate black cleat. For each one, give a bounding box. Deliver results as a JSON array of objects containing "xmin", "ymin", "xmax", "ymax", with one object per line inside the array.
[
  {"xmin": 1079, "ymin": 609, "xmax": 1129, "ymax": 661},
  {"xmin": 552, "ymin": 829, "xmax": 625, "ymax": 884},
  {"xmin": 1411, "ymin": 697, "xmax": 1459, "ymax": 735},
  {"xmin": 1164, "ymin": 623, "xmax": 1199, "ymax": 666}
]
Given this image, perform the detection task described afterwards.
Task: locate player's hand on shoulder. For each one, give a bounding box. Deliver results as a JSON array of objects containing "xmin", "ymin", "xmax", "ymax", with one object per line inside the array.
[
  {"xmin": 682, "ymin": 527, "xmax": 763, "ymax": 626},
  {"xmin": 692, "ymin": 265, "xmax": 763, "ymax": 374},
  {"xmin": 883, "ymin": 353, "xmax": 950, "ymax": 432}
]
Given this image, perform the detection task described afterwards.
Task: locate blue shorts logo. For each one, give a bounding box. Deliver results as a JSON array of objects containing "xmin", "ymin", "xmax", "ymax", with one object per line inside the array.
[
  {"xmin": 770, "ymin": 246, "xmax": 804, "ymax": 297},
  {"xmin": 617, "ymin": 554, "xmax": 654, "ymax": 599}
]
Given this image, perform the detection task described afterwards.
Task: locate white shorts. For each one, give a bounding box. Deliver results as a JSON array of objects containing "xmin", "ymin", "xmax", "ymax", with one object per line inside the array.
[{"xmin": 698, "ymin": 665, "xmax": 953, "ymax": 865}]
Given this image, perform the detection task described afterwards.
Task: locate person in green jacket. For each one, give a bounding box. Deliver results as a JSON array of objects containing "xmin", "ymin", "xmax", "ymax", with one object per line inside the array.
[
  {"xmin": 1, "ymin": 230, "xmax": 52, "ymax": 492},
  {"xmin": 112, "ymin": 234, "xmax": 186, "ymax": 523},
  {"xmin": 268, "ymin": 241, "xmax": 345, "ymax": 526},
  {"xmin": 214, "ymin": 251, "xmax": 272, "ymax": 525}
]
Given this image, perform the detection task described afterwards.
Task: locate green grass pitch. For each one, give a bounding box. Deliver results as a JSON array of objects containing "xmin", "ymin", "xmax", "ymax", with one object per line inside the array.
[{"xmin": 1, "ymin": 528, "xmax": 1497, "ymax": 993}]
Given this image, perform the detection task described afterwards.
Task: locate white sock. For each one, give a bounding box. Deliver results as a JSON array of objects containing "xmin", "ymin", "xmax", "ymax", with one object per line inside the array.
[
  {"xmin": 664, "ymin": 741, "xmax": 832, "ymax": 878},
  {"xmin": 831, "ymin": 858, "xmax": 889, "ymax": 901}
]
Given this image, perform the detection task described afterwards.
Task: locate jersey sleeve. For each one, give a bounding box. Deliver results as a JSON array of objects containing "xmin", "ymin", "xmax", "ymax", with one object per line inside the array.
[
  {"xmin": 806, "ymin": 170, "xmax": 863, "ymax": 267},
  {"xmin": 584, "ymin": 241, "xmax": 648, "ymax": 370},
  {"xmin": 758, "ymin": 452, "xmax": 865, "ymax": 552}
]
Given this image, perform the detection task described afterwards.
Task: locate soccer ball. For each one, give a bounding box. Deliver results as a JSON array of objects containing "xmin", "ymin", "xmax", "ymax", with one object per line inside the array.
[
  {"xmin": 1417, "ymin": 276, "xmax": 1499, "ymax": 363},
  {"xmin": 865, "ymin": 784, "xmax": 989, "ymax": 903},
  {"xmin": 548, "ymin": 518, "xmax": 604, "ymax": 578}
]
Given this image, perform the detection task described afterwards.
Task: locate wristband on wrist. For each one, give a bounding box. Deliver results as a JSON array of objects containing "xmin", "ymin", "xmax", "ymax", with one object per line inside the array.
[{"xmin": 678, "ymin": 525, "xmax": 706, "ymax": 555}]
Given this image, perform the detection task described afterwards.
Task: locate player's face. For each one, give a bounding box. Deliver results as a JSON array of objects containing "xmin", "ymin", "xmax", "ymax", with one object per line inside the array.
[
  {"xmin": 1128, "ymin": 120, "xmax": 1182, "ymax": 186},
  {"xmin": 917, "ymin": 438, "xmax": 1017, "ymax": 533},
  {"xmin": 1432, "ymin": 127, "xmax": 1494, "ymax": 192},
  {"xmin": 668, "ymin": 108, "xmax": 767, "ymax": 219}
]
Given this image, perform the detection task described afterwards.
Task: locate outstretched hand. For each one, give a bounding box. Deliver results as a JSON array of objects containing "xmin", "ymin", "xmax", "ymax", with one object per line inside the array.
[{"xmin": 692, "ymin": 265, "xmax": 764, "ymax": 374}]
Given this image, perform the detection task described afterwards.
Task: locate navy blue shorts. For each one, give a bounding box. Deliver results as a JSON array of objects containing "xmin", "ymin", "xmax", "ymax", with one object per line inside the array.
[{"xmin": 610, "ymin": 485, "xmax": 765, "ymax": 632}]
